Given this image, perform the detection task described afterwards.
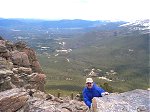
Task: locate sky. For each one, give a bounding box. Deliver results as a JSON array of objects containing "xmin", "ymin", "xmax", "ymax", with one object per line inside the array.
[{"xmin": 0, "ymin": 0, "xmax": 149, "ymax": 21}]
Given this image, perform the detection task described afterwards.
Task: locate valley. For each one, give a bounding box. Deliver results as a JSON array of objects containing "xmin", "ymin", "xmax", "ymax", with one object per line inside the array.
[{"xmin": 0, "ymin": 18, "xmax": 149, "ymax": 95}]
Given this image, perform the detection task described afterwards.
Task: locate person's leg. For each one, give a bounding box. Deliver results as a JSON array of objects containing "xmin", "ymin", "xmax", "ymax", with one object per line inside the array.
[{"xmin": 92, "ymin": 98, "xmax": 97, "ymax": 112}]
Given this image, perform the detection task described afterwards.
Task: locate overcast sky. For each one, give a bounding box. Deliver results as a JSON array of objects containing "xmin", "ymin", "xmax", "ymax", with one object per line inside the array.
[{"xmin": 0, "ymin": 0, "xmax": 149, "ymax": 21}]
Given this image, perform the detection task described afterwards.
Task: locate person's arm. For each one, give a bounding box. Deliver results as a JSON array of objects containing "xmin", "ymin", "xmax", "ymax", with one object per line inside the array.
[
  {"xmin": 97, "ymin": 86, "xmax": 106, "ymax": 96},
  {"xmin": 97, "ymin": 86, "xmax": 109, "ymax": 96},
  {"xmin": 82, "ymin": 90, "xmax": 92, "ymax": 108}
]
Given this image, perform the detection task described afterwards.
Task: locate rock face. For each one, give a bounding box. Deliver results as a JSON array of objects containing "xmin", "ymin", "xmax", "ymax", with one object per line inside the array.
[
  {"xmin": 0, "ymin": 38, "xmax": 45, "ymax": 92},
  {"xmin": 0, "ymin": 88, "xmax": 28, "ymax": 112},
  {"xmin": 22, "ymin": 47, "xmax": 43, "ymax": 73},
  {"xmin": 0, "ymin": 37, "xmax": 88, "ymax": 112},
  {"xmin": 92, "ymin": 89, "xmax": 150, "ymax": 112},
  {"xmin": 0, "ymin": 88, "xmax": 88, "ymax": 112},
  {"xmin": 11, "ymin": 50, "xmax": 31, "ymax": 67}
]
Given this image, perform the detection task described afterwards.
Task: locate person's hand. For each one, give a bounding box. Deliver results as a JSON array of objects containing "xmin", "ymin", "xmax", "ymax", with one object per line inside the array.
[
  {"xmin": 104, "ymin": 92, "xmax": 109, "ymax": 95},
  {"xmin": 101, "ymin": 92, "xmax": 109, "ymax": 96}
]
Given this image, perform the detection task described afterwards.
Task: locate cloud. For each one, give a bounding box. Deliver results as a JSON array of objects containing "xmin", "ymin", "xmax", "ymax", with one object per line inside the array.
[{"xmin": 0, "ymin": 0, "xmax": 149, "ymax": 21}]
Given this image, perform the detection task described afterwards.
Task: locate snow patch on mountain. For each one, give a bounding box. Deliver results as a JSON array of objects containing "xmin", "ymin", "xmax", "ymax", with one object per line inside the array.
[{"xmin": 120, "ymin": 19, "xmax": 150, "ymax": 33}]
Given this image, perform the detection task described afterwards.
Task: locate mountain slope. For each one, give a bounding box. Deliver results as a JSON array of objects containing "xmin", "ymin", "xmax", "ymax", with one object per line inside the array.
[{"xmin": 38, "ymin": 23, "xmax": 149, "ymax": 92}]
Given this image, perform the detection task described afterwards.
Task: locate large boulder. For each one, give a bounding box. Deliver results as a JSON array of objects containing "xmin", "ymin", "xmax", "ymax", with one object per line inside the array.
[
  {"xmin": 0, "ymin": 69, "xmax": 15, "ymax": 91},
  {"xmin": 0, "ymin": 44, "xmax": 7, "ymax": 53},
  {"xmin": 92, "ymin": 89, "xmax": 150, "ymax": 112},
  {"xmin": 0, "ymin": 49, "xmax": 11, "ymax": 60},
  {"xmin": 22, "ymin": 48, "xmax": 37, "ymax": 61},
  {"xmin": 5, "ymin": 40, "xmax": 15, "ymax": 51},
  {"xmin": 22, "ymin": 48, "xmax": 43, "ymax": 73},
  {"xmin": 31, "ymin": 60, "xmax": 43, "ymax": 73},
  {"xmin": 15, "ymin": 41, "xmax": 27, "ymax": 51},
  {"xmin": 11, "ymin": 50, "xmax": 31, "ymax": 67},
  {"xmin": 0, "ymin": 40, "xmax": 12, "ymax": 60},
  {"xmin": 0, "ymin": 57, "xmax": 13, "ymax": 69},
  {"xmin": 0, "ymin": 88, "xmax": 28, "ymax": 112},
  {"xmin": 29, "ymin": 73, "xmax": 46, "ymax": 92}
]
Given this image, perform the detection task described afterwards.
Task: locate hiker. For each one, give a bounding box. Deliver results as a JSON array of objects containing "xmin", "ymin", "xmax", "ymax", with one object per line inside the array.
[{"xmin": 82, "ymin": 78, "xmax": 109, "ymax": 108}]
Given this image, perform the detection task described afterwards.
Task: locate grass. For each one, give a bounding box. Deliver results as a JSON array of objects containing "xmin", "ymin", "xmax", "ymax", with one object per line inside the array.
[{"xmin": 37, "ymin": 32, "xmax": 149, "ymax": 96}]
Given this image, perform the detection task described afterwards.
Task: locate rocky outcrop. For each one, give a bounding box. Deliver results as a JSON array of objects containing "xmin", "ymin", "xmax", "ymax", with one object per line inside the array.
[
  {"xmin": 0, "ymin": 38, "xmax": 45, "ymax": 92},
  {"xmin": 0, "ymin": 37, "xmax": 88, "ymax": 112},
  {"xmin": 22, "ymin": 47, "xmax": 43, "ymax": 73},
  {"xmin": 11, "ymin": 50, "xmax": 31, "ymax": 67},
  {"xmin": 0, "ymin": 40, "xmax": 11, "ymax": 60},
  {"xmin": 0, "ymin": 88, "xmax": 88, "ymax": 112},
  {"xmin": 92, "ymin": 89, "xmax": 150, "ymax": 112},
  {"xmin": 0, "ymin": 57, "xmax": 13, "ymax": 69},
  {"xmin": 0, "ymin": 88, "xmax": 28, "ymax": 112}
]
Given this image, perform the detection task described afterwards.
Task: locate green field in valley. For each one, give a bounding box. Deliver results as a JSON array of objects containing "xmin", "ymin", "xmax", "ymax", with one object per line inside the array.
[{"xmin": 37, "ymin": 31, "xmax": 149, "ymax": 96}]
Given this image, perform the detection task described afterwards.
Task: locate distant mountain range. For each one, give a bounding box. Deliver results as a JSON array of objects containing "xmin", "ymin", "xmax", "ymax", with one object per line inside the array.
[
  {"xmin": 0, "ymin": 18, "xmax": 126, "ymax": 29},
  {"xmin": 0, "ymin": 18, "xmax": 127, "ymax": 40},
  {"xmin": 0, "ymin": 18, "xmax": 149, "ymax": 41}
]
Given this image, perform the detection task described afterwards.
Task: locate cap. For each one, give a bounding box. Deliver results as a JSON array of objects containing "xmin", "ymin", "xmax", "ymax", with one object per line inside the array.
[{"xmin": 86, "ymin": 78, "xmax": 93, "ymax": 83}]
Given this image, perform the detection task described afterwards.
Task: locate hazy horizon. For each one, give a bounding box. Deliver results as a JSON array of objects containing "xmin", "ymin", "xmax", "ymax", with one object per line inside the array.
[{"xmin": 0, "ymin": 0, "xmax": 149, "ymax": 22}]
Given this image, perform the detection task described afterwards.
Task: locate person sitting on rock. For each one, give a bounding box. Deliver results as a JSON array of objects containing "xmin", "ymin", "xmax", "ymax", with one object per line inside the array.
[{"xmin": 82, "ymin": 78, "xmax": 109, "ymax": 108}]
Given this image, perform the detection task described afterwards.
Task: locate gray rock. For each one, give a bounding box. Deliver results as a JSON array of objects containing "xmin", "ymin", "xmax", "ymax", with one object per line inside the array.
[
  {"xmin": 92, "ymin": 89, "xmax": 150, "ymax": 112},
  {"xmin": 0, "ymin": 88, "xmax": 88, "ymax": 112},
  {"xmin": 0, "ymin": 45, "xmax": 7, "ymax": 53},
  {"xmin": 0, "ymin": 88, "xmax": 28, "ymax": 112},
  {"xmin": 0, "ymin": 57, "xmax": 13, "ymax": 69}
]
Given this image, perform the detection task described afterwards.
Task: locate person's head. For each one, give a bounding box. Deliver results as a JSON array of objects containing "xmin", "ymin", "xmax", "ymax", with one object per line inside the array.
[{"xmin": 86, "ymin": 78, "xmax": 94, "ymax": 89}]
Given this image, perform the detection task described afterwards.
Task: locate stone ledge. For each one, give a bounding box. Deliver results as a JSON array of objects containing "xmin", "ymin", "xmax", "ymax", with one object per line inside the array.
[{"xmin": 92, "ymin": 89, "xmax": 150, "ymax": 112}]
